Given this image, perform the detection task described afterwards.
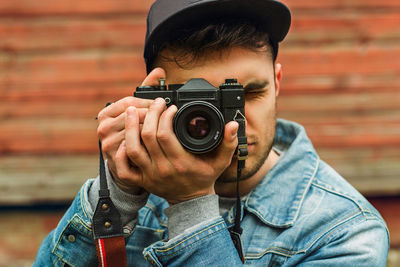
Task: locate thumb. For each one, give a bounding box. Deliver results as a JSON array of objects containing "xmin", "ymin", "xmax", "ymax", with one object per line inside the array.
[
  {"xmin": 214, "ymin": 121, "xmax": 239, "ymax": 160},
  {"xmin": 141, "ymin": 67, "xmax": 166, "ymax": 86}
]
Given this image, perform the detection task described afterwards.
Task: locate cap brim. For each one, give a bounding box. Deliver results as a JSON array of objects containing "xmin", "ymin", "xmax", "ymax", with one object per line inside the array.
[{"xmin": 145, "ymin": 0, "xmax": 291, "ymax": 71}]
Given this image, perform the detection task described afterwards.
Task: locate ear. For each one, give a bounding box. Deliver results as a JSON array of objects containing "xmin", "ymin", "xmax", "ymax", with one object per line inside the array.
[{"xmin": 274, "ymin": 63, "xmax": 282, "ymax": 97}]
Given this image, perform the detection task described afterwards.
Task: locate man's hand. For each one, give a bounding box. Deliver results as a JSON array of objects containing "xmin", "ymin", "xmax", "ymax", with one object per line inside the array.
[{"xmin": 96, "ymin": 68, "xmax": 165, "ymax": 194}]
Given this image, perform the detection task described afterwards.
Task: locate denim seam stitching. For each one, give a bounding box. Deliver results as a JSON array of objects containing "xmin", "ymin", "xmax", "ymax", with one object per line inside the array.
[
  {"xmin": 246, "ymin": 246, "xmax": 304, "ymax": 258},
  {"xmin": 52, "ymin": 217, "xmax": 82, "ymax": 264},
  {"xmin": 52, "ymin": 214, "xmax": 93, "ymax": 258},
  {"xmin": 304, "ymin": 211, "xmax": 363, "ymax": 253},
  {"xmin": 292, "ymin": 157, "xmax": 320, "ymax": 222},
  {"xmin": 155, "ymin": 220, "xmax": 225, "ymax": 253},
  {"xmin": 157, "ymin": 225, "xmax": 226, "ymax": 259},
  {"xmin": 245, "ymin": 212, "xmax": 363, "ymax": 259},
  {"xmin": 311, "ymin": 181, "xmax": 367, "ymax": 213},
  {"xmin": 80, "ymin": 183, "xmax": 88, "ymax": 219},
  {"xmin": 70, "ymin": 215, "xmax": 92, "ymax": 232}
]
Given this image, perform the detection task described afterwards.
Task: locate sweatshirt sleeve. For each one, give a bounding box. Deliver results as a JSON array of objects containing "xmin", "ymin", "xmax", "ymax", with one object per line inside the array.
[{"xmin": 86, "ymin": 162, "xmax": 149, "ymax": 226}]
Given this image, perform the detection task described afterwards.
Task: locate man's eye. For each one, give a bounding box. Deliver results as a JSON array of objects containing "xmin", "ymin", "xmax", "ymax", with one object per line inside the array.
[{"xmin": 246, "ymin": 90, "xmax": 265, "ymax": 96}]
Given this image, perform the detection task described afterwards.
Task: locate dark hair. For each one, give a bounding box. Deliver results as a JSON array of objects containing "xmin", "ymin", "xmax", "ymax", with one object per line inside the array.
[{"xmin": 153, "ymin": 19, "xmax": 276, "ymax": 69}]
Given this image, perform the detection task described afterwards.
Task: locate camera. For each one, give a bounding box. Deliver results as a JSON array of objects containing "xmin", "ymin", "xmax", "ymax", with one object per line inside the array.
[{"xmin": 135, "ymin": 78, "xmax": 246, "ymax": 154}]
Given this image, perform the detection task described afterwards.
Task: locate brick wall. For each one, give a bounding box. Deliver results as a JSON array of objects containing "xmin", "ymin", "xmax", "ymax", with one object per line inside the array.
[{"xmin": 0, "ymin": 0, "xmax": 399, "ymax": 260}]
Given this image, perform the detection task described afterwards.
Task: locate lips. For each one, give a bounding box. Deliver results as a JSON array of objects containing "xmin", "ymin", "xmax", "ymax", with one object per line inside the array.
[{"xmin": 247, "ymin": 142, "xmax": 256, "ymax": 153}]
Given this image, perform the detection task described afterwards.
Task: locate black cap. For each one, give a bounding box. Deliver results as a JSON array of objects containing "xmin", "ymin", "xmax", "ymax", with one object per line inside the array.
[{"xmin": 144, "ymin": 0, "xmax": 291, "ymax": 73}]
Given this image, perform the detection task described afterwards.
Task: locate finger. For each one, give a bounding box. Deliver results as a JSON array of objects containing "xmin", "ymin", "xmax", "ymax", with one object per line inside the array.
[
  {"xmin": 141, "ymin": 98, "xmax": 168, "ymax": 159},
  {"xmin": 98, "ymin": 96, "xmax": 153, "ymax": 119},
  {"xmin": 125, "ymin": 106, "xmax": 152, "ymax": 173},
  {"xmin": 113, "ymin": 140, "xmax": 143, "ymax": 189},
  {"xmin": 213, "ymin": 121, "xmax": 239, "ymax": 167},
  {"xmin": 98, "ymin": 107, "xmax": 149, "ymax": 138},
  {"xmin": 97, "ymin": 112, "xmax": 126, "ymax": 139},
  {"xmin": 101, "ymin": 130, "xmax": 125, "ymax": 156},
  {"xmin": 157, "ymin": 105, "xmax": 185, "ymax": 159},
  {"xmin": 141, "ymin": 67, "xmax": 166, "ymax": 86}
]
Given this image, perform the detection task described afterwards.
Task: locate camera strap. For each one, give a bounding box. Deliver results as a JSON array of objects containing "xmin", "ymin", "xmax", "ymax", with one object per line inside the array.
[
  {"xmin": 93, "ymin": 141, "xmax": 127, "ymax": 267},
  {"xmin": 229, "ymin": 111, "xmax": 248, "ymax": 263}
]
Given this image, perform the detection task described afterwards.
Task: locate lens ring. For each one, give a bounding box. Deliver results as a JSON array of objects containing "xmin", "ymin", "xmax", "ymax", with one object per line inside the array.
[{"xmin": 174, "ymin": 101, "xmax": 224, "ymax": 153}]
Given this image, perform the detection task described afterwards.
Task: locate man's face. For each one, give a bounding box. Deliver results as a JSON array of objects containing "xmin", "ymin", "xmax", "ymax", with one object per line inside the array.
[{"xmin": 157, "ymin": 46, "xmax": 282, "ymax": 183}]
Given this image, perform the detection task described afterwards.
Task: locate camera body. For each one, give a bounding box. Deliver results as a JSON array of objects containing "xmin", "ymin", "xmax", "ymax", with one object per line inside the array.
[{"xmin": 135, "ymin": 78, "xmax": 246, "ymax": 153}]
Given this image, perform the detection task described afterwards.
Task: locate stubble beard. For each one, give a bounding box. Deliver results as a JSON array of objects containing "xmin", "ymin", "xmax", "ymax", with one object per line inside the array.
[{"xmin": 216, "ymin": 118, "xmax": 277, "ymax": 184}]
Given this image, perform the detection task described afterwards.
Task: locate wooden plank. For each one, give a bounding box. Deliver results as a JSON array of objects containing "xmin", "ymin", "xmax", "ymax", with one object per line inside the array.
[
  {"xmin": 0, "ymin": 0, "xmax": 153, "ymax": 16},
  {"xmin": 279, "ymin": 73, "xmax": 400, "ymax": 94},
  {"xmin": 286, "ymin": 13, "xmax": 400, "ymax": 47},
  {"xmin": 0, "ymin": 155, "xmax": 97, "ymax": 204},
  {"xmin": 0, "ymin": 82, "xmax": 141, "ymax": 102},
  {"xmin": 278, "ymin": 91, "xmax": 400, "ymax": 113},
  {"xmin": 279, "ymin": 47, "xmax": 400, "ymax": 76},
  {"xmin": 318, "ymin": 148, "xmax": 400, "ymax": 195},
  {"xmin": 0, "ymin": 50, "xmax": 146, "ymax": 87},
  {"xmin": 0, "ymin": 100, "xmax": 108, "ymax": 119},
  {"xmin": 0, "ymin": 118, "xmax": 98, "ymax": 154},
  {"xmin": 0, "ymin": 17, "xmax": 147, "ymax": 52}
]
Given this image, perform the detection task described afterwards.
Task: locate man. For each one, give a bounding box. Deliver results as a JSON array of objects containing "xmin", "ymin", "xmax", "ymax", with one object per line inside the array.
[{"xmin": 35, "ymin": 0, "xmax": 389, "ymax": 266}]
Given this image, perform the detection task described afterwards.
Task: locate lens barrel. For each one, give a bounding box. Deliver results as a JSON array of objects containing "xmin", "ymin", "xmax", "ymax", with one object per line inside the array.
[{"xmin": 173, "ymin": 101, "xmax": 225, "ymax": 153}]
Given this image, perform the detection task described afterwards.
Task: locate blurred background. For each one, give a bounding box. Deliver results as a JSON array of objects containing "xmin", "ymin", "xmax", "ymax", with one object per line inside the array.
[{"xmin": 0, "ymin": 0, "xmax": 399, "ymax": 265}]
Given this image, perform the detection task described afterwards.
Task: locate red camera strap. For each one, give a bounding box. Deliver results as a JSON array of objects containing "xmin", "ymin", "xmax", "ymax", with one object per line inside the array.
[
  {"xmin": 93, "ymin": 141, "xmax": 127, "ymax": 267},
  {"xmin": 95, "ymin": 236, "xmax": 127, "ymax": 267}
]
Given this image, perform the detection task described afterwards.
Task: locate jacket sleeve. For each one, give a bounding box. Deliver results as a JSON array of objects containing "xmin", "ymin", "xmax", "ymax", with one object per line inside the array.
[
  {"xmin": 143, "ymin": 216, "xmax": 244, "ymax": 266},
  {"xmin": 140, "ymin": 194, "xmax": 243, "ymax": 266}
]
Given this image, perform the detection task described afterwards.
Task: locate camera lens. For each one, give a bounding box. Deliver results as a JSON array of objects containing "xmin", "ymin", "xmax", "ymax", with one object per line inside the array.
[
  {"xmin": 187, "ymin": 116, "xmax": 209, "ymax": 139},
  {"xmin": 174, "ymin": 101, "xmax": 224, "ymax": 153}
]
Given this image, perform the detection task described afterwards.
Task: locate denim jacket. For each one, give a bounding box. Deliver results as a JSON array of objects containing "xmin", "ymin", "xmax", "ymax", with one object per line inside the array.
[{"xmin": 34, "ymin": 119, "xmax": 389, "ymax": 266}]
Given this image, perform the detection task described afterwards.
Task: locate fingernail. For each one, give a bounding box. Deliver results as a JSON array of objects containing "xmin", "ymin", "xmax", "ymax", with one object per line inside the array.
[
  {"xmin": 169, "ymin": 105, "xmax": 178, "ymax": 112},
  {"xmin": 231, "ymin": 122, "xmax": 239, "ymax": 139},
  {"xmin": 155, "ymin": 98, "xmax": 165, "ymax": 104},
  {"xmin": 127, "ymin": 106, "xmax": 136, "ymax": 116}
]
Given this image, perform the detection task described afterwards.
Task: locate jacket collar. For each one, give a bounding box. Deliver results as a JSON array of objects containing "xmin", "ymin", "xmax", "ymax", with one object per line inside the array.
[{"xmin": 244, "ymin": 119, "xmax": 319, "ymax": 228}]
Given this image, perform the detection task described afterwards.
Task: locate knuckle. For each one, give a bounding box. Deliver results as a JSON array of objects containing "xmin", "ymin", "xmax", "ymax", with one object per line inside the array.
[
  {"xmin": 97, "ymin": 121, "xmax": 111, "ymax": 139},
  {"xmin": 156, "ymin": 130, "xmax": 169, "ymax": 143},
  {"xmin": 97, "ymin": 125, "xmax": 106, "ymax": 139},
  {"xmin": 141, "ymin": 129, "xmax": 154, "ymax": 141},
  {"xmin": 101, "ymin": 139, "xmax": 112, "ymax": 152},
  {"xmin": 126, "ymin": 146, "xmax": 141, "ymax": 161}
]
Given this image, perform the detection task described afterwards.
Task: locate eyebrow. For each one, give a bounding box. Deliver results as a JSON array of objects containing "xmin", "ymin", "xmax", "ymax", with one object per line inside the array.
[{"xmin": 243, "ymin": 79, "xmax": 269, "ymax": 91}]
